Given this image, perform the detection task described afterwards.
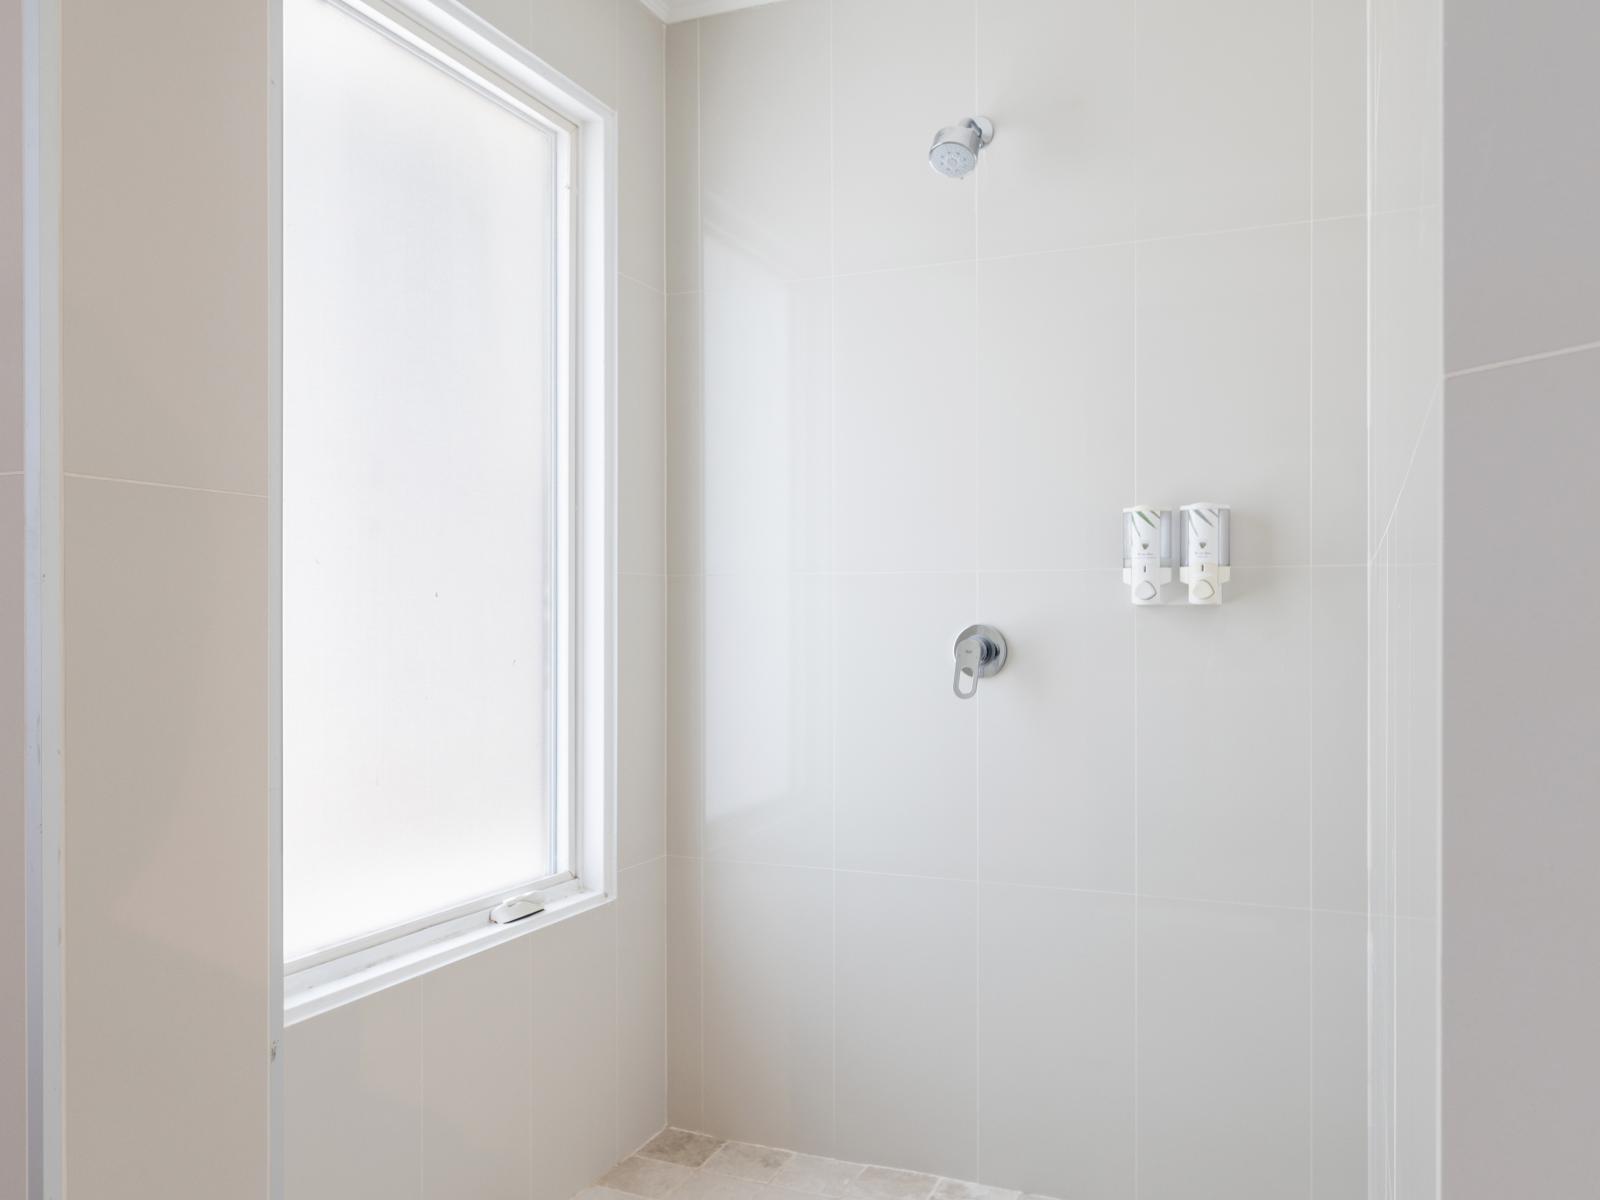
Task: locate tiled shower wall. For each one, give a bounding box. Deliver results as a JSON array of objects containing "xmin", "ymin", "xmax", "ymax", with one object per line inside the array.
[
  {"xmin": 282, "ymin": 2, "xmax": 672, "ymax": 1198},
  {"xmin": 2, "ymin": 0, "xmax": 25, "ymax": 1188},
  {"xmin": 663, "ymin": 2, "xmax": 1368, "ymax": 1198},
  {"xmin": 1366, "ymin": 0, "xmax": 1441, "ymax": 1194}
]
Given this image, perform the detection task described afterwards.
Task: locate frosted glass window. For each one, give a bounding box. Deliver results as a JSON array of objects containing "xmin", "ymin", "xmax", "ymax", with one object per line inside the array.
[{"xmin": 283, "ymin": 0, "xmax": 567, "ymax": 962}]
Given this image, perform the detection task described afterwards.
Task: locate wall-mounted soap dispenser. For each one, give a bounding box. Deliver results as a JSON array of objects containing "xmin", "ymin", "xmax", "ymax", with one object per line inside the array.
[
  {"xmin": 1178, "ymin": 503, "xmax": 1230, "ymax": 604},
  {"xmin": 1122, "ymin": 506, "xmax": 1173, "ymax": 605}
]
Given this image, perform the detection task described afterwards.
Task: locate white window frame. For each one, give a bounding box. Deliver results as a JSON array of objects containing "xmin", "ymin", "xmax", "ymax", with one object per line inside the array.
[{"xmin": 273, "ymin": 0, "xmax": 617, "ymax": 1027}]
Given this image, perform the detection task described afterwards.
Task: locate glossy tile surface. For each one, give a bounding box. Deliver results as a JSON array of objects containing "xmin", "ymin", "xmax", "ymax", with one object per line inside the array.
[{"xmin": 835, "ymin": 872, "xmax": 978, "ymax": 1179}]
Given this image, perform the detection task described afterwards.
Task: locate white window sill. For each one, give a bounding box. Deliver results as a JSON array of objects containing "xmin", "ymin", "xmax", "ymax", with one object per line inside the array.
[{"xmin": 283, "ymin": 885, "xmax": 611, "ymax": 1025}]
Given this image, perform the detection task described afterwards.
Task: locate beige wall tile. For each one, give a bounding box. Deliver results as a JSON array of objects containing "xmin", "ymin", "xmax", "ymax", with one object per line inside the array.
[
  {"xmin": 61, "ymin": 0, "xmax": 268, "ymax": 494},
  {"xmin": 63, "ymin": 476, "xmax": 269, "ymax": 1197}
]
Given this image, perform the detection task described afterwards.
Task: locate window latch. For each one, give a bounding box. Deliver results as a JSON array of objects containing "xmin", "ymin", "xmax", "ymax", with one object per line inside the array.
[{"xmin": 489, "ymin": 892, "xmax": 548, "ymax": 925}]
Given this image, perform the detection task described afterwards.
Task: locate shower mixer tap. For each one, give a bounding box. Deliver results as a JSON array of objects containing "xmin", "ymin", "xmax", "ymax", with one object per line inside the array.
[{"xmin": 952, "ymin": 625, "xmax": 1008, "ymax": 700}]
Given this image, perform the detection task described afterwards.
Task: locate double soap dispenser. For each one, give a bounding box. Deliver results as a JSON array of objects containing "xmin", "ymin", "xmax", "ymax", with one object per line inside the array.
[{"xmin": 1123, "ymin": 503, "xmax": 1230, "ymax": 605}]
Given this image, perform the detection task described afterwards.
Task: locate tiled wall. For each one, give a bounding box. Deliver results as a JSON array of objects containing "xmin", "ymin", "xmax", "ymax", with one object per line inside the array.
[
  {"xmin": 1366, "ymin": 0, "xmax": 1441, "ymax": 1195},
  {"xmin": 57, "ymin": 0, "xmax": 272, "ymax": 1193},
  {"xmin": 1441, "ymin": 3, "xmax": 1600, "ymax": 1196},
  {"xmin": 663, "ymin": 2, "xmax": 1368, "ymax": 1197},
  {"xmin": 281, "ymin": 2, "xmax": 672, "ymax": 1198},
  {"xmin": 2, "ymin": 0, "xmax": 26, "ymax": 1189}
]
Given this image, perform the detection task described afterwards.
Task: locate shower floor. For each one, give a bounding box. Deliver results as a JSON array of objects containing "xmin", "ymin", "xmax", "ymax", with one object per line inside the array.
[{"xmin": 573, "ymin": 1130, "xmax": 1053, "ymax": 1200}]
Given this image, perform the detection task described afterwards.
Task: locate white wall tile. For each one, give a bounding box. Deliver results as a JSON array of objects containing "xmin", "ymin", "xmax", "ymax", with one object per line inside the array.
[
  {"xmin": 700, "ymin": 0, "xmax": 830, "ymax": 281},
  {"xmin": 702, "ymin": 861, "xmax": 835, "ymax": 1155},
  {"xmin": 835, "ymin": 872, "xmax": 978, "ymax": 1180},
  {"xmin": 665, "ymin": 856, "xmax": 705, "ymax": 1131},
  {"xmin": 1312, "ymin": 216, "xmax": 1367, "ymax": 564},
  {"xmin": 1395, "ymin": 915, "xmax": 1437, "ymax": 1200},
  {"xmin": 1137, "ymin": 569, "xmax": 1311, "ymax": 908},
  {"xmin": 834, "ymin": 572, "xmax": 977, "ymax": 879},
  {"xmin": 1442, "ymin": 355, "xmax": 1600, "ymax": 1198},
  {"xmin": 1446, "ymin": 4, "xmax": 1600, "ymax": 368},
  {"xmin": 286, "ymin": 983, "xmax": 423, "ymax": 1200},
  {"xmin": 665, "ymin": 21, "xmax": 700, "ymax": 295},
  {"xmin": 703, "ymin": 261, "xmax": 830, "ymax": 575},
  {"xmin": 1312, "ymin": 563, "xmax": 1367, "ymax": 913},
  {"xmin": 1313, "ymin": 911, "xmax": 1366, "ymax": 1200},
  {"xmin": 1313, "ymin": 0, "xmax": 1366, "ymax": 219},
  {"xmin": 530, "ymin": 905, "xmax": 623, "ymax": 1200},
  {"xmin": 621, "ymin": 0, "xmax": 666, "ymax": 291},
  {"xmin": 975, "ymin": 244, "xmax": 1135, "ymax": 571},
  {"xmin": 832, "ymin": 0, "xmax": 975, "ymax": 274},
  {"xmin": 1370, "ymin": 0, "xmax": 1440, "ymax": 215},
  {"xmin": 705, "ymin": 573, "xmax": 832, "ymax": 868},
  {"xmin": 1135, "ymin": 0, "xmax": 1311, "ymax": 239},
  {"xmin": 621, "ymin": 575, "xmax": 666, "ymax": 868},
  {"xmin": 622, "ymin": 277, "xmax": 665, "ymax": 575},
  {"xmin": 0, "ymin": 478, "xmax": 22, "ymax": 1195},
  {"xmin": 62, "ymin": 479, "xmax": 269, "ymax": 1197},
  {"xmin": 976, "ymin": 570, "xmax": 1135, "ymax": 894},
  {"xmin": 667, "ymin": 574, "xmax": 706, "ymax": 857},
  {"xmin": 974, "ymin": 0, "xmax": 1137, "ymax": 259},
  {"xmin": 1138, "ymin": 899, "xmax": 1311, "ymax": 1200},
  {"xmin": 1369, "ymin": 205, "xmax": 1441, "ymax": 547},
  {"xmin": 620, "ymin": 860, "xmax": 668, "ymax": 1155},
  {"xmin": 421, "ymin": 938, "xmax": 534, "ymax": 1199},
  {"xmin": 978, "ymin": 884, "xmax": 1135, "ymax": 1200},
  {"xmin": 834, "ymin": 261, "xmax": 976, "ymax": 573},
  {"xmin": 1136, "ymin": 223, "xmax": 1312, "ymax": 567},
  {"xmin": 529, "ymin": 0, "xmax": 620, "ymax": 107},
  {"xmin": 666, "ymin": 292, "xmax": 704, "ymax": 575}
]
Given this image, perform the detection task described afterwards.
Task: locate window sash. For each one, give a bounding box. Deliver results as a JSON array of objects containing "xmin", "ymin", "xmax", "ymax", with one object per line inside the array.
[{"xmin": 281, "ymin": 0, "xmax": 583, "ymax": 972}]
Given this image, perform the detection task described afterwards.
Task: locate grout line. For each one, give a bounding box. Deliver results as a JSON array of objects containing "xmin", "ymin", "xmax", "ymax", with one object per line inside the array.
[
  {"xmin": 693, "ymin": 15, "xmax": 707, "ymax": 1136},
  {"xmin": 63, "ymin": 471, "xmax": 268, "ymax": 501},
  {"xmin": 1305, "ymin": 0, "xmax": 1318, "ymax": 1185},
  {"xmin": 619, "ymin": 270, "xmax": 669, "ymax": 294},
  {"xmin": 826, "ymin": 0, "xmax": 840, "ymax": 1158},
  {"xmin": 1443, "ymin": 336, "xmax": 1600, "ymax": 380}
]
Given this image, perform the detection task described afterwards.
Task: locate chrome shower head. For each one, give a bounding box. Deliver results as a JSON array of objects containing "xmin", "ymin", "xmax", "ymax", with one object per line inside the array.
[{"xmin": 929, "ymin": 117, "xmax": 994, "ymax": 179}]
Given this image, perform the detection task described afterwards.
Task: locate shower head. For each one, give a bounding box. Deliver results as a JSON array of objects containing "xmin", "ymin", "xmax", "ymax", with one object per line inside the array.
[{"xmin": 929, "ymin": 117, "xmax": 994, "ymax": 179}]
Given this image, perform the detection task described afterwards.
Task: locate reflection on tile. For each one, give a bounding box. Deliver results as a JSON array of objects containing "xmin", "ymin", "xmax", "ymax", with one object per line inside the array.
[
  {"xmin": 641, "ymin": 1128, "xmax": 727, "ymax": 1168},
  {"xmin": 704, "ymin": 572, "xmax": 832, "ymax": 868},
  {"xmin": 974, "ymin": 0, "xmax": 1137, "ymax": 259},
  {"xmin": 702, "ymin": 862, "xmax": 834, "ymax": 1154},
  {"xmin": 978, "ymin": 884, "xmax": 1136, "ymax": 1200},
  {"xmin": 831, "ymin": 0, "xmax": 974, "ymax": 273},
  {"xmin": 701, "ymin": 258, "xmax": 830, "ymax": 575},
  {"xmin": 601, "ymin": 1155, "xmax": 697, "ymax": 1198},
  {"xmin": 620, "ymin": 575, "xmax": 666, "ymax": 868},
  {"xmin": 1138, "ymin": 898, "xmax": 1311, "ymax": 1200},
  {"xmin": 619, "ymin": 861, "xmax": 667, "ymax": 1154},
  {"xmin": 835, "ymin": 873, "xmax": 978, "ymax": 1179},
  {"xmin": 704, "ymin": 1142, "xmax": 796, "ymax": 1183},
  {"xmin": 665, "ymin": 856, "xmax": 704, "ymax": 1130},
  {"xmin": 1136, "ymin": 223, "xmax": 1312, "ymax": 566},
  {"xmin": 834, "ymin": 573, "xmax": 976, "ymax": 880},
  {"xmin": 975, "ymin": 245, "xmax": 1136, "ymax": 571},
  {"xmin": 1136, "ymin": 0, "xmax": 1311, "ymax": 238},
  {"xmin": 1137, "ymin": 568, "xmax": 1311, "ymax": 909},
  {"xmin": 977, "ymin": 571, "xmax": 1135, "ymax": 894},
  {"xmin": 421, "ymin": 939, "xmax": 533, "ymax": 1199},
  {"xmin": 699, "ymin": 0, "xmax": 830, "ymax": 280},
  {"xmin": 284, "ymin": 982, "xmax": 422, "ymax": 1200},
  {"xmin": 834, "ymin": 261, "xmax": 976, "ymax": 573}
]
